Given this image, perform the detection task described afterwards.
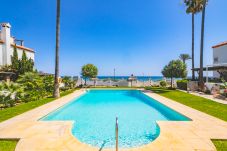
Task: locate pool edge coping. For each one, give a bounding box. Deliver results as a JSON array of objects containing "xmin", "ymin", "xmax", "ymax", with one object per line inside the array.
[{"xmin": 0, "ymin": 88, "xmax": 226, "ymax": 151}]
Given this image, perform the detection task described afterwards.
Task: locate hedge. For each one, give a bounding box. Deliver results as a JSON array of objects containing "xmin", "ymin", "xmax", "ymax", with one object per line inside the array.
[{"xmin": 177, "ymin": 79, "xmax": 188, "ymax": 90}]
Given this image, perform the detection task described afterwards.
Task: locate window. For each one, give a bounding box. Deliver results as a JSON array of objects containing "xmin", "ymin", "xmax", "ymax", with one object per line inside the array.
[{"xmin": 214, "ymin": 57, "xmax": 218, "ymax": 63}]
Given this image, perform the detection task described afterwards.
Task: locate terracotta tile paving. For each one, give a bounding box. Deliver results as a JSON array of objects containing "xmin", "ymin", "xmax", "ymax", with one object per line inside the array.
[{"xmin": 0, "ymin": 89, "xmax": 227, "ymax": 151}]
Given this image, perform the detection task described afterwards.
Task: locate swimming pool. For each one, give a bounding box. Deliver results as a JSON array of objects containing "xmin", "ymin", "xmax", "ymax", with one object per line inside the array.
[{"xmin": 42, "ymin": 90, "xmax": 190, "ymax": 148}]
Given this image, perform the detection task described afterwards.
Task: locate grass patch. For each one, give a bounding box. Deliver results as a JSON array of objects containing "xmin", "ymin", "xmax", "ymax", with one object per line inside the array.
[
  {"xmin": 0, "ymin": 89, "xmax": 77, "ymax": 123},
  {"xmin": 146, "ymin": 87, "xmax": 227, "ymax": 121},
  {"xmin": 0, "ymin": 140, "xmax": 18, "ymax": 151},
  {"xmin": 212, "ymin": 140, "xmax": 227, "ymax": 151}
]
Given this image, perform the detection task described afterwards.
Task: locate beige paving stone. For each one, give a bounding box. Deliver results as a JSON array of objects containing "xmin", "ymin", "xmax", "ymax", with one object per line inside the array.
[{"xmin": 0, "ymin": 89, "xmax": 226, "ymax": 151}]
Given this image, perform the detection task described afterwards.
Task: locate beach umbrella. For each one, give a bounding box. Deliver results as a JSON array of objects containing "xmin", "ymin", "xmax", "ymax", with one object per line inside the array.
[{"xmin": 128, "ymin": 74, "xmax": 137, "ymax": 87}]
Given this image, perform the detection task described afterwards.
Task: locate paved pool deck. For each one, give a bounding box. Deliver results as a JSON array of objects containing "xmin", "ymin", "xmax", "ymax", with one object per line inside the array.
[{"xmin": 0, "ymin": 89, "xmax": 227, "ymax": 151}]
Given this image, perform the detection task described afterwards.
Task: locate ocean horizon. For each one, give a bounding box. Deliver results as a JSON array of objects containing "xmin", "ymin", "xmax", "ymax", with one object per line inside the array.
[{"xmin": 97, "ymin": 76, "xmax": 163, "ymax": 81}]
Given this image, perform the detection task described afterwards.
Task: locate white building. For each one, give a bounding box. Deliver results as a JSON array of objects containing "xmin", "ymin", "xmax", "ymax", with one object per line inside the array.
[
  {"xmin": 0, "ymin": 23, "xmax": 35, "ymax": 66},
  {"xmin": 212, "ymin": 41, "xmax": 227, "ymax": 78}
]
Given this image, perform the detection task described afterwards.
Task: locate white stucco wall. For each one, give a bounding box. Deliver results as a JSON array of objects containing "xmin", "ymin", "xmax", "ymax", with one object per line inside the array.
[
  {"xmin": 213, "ymin": 45, "xmax": 227, "ymax": 77},
  {"xmin": 12, "ymin": 46, "xmax": 35, "ymax": 60},
  {"xmin": 0, "ymin": 23, "xmax": 35, "ymax": 66},
  {"xmin": 0, "ymin": 43, "xmax": 3, "ymax": 65},
  {"xmin": 0, "ymin": 45, "xmax": 35, "ymax": 66}
]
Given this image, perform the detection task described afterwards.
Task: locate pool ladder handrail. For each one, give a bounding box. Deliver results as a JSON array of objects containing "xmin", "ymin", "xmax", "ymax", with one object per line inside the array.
[{"xmin": 116, "ymin": 117, "xmax": 118, "ymax": 151}]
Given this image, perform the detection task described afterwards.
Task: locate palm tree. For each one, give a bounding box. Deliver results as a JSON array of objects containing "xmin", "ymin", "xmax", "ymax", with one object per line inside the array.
[
  {"xmin": 184, "ymin": 0, "xmax": 203, "ymax": 80},
  {"xmin": 53, "ymin": 0, "xmax": 61, "ymax": 98},
  {"xmin": 179, "ymin": 54, "xmax": 191, "ymax": 64},
  {"xmin": 199, "ymin": 0, "xmax": 208, "ymax": 91}
]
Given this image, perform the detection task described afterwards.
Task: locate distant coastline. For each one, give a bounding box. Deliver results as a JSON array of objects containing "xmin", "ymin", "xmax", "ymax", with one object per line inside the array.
[{"xmin": 97, "ymin": 76, "xmax": 163, "ymax": 81}]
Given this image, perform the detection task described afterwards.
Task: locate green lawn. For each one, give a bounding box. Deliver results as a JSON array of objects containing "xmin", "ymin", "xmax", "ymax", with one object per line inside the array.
[
  {"xmin": 0, "ymin": 89, "xmax": 77, "ymax": 123},
  {"xmin": 0, "ymin": 89, "xmax": 78, "ymax": 151},
  {"xmin": 0, "ymin": 140, "xmax": 18, "ymax": 151},
  {"xmin": 146, "ymin": 87, "xmax": 227, "ymax": 151},
  {"xmin": 146, "ymin": 87, "xmax": 227, "ymax": 121},
  {"xmin": 212, "ymin": 140, "xmax": 227, "ymax": 151}
]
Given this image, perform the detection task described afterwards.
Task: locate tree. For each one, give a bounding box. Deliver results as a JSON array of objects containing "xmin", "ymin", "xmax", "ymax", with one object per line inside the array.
[
  {"xmin": 43, "ymin": 75, "xmax": 54, "ymax": 95},
  {"xmin": 17, "ymin": 72, "xmax": 46, "ymax": 102},
  {"xmin": 0, "ymin": 81, "xmax": 22, "ymax": 107},
  {"xmin": 53, "ymin": 0, "xmax": 61, "ymax": 98},
  {"xmin": 179, "ymin": 54, "xmax": 191, "ymax": 64},
  {"xmin": 18, "ymin": 51, "xmax": 34, "ymax": 75},
  {"xmin": 62, "ymin": 76, "xmax": 75, "ymax": 89},
  {"xmin": 11, "ymin": 48, "xmax": 34, "ymax": 76},
  {"xmin": 199, "ymin": 0, "xmax": 208, "ymax": 91},
  {"xmin": 184, "ymin": 0, "xmax": 203, "ymax": 80},
  {"xmin": 81, "ymin": 64, "xmax": 98, "ymax": 85},
  {"xmin": 11, "ymin": 44, "xmax": 19, "ymax": 71},
  {"xmin": 162, "ymin": 60, "xmax": 187, "ymax": 88}
]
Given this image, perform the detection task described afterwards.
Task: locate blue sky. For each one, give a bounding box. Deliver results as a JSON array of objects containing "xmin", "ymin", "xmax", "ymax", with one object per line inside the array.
[{"xmin": 1, "ymin": 0, "xmax": 227, "ymax": 76}]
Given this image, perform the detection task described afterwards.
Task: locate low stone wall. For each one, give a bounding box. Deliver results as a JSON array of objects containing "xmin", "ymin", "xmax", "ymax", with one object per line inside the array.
[{"xmin": 188, "ymin": 81, "xmax": 199, "ymax": 91}]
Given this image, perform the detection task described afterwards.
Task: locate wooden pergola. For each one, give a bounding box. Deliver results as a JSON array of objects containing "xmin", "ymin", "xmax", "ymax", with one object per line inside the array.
[
  {"xmin": 0, "ymin": 72, "xmax": 16, "ymax": 82},
  {"xmin": 192, "ymin": 65, "xmax": 227, "ymax": 81}
]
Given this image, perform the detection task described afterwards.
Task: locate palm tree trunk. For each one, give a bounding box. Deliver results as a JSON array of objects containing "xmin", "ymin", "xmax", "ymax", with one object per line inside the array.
[
  {"xmin": 192, "ymin": 13, "xmax": 195, "ymax": 80},
  {"xmin": 85, "ymin": 78, "xmax": 87, "ymax": 85},
  {"xmin": 53, "ymin": 0, "xmax": 61, "ymax": 98},
  {"xmin": 199, "ymin": 0, "xmax": 206, "ymax": 91},
  {"xmin": 171, "ymin": 66, "xmax": 173, "ymax": 88}
]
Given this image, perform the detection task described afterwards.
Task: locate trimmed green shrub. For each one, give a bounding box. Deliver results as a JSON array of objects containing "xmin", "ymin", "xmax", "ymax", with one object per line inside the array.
[
  {"xmin": 160, "ymin": 80, "xmax": 167, "ymax": 87},
  {"xmin": 177, "ymin": 79, "xmax": 188, "ymax": 90}
]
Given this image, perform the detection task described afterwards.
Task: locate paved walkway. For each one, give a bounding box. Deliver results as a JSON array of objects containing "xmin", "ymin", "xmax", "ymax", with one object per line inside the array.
[
  {"xmin": 0, "ymin": 89, "xmax": 227, "ymax": 151},
  {"xmin": 179, "ymin": 89, "xmax": 227, "ymax": 105}
]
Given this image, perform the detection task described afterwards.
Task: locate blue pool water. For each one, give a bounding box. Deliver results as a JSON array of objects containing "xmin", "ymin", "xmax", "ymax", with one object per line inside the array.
[{"xmin": 42, "ymin": 90, "xmax": 190, "ymax": 148}]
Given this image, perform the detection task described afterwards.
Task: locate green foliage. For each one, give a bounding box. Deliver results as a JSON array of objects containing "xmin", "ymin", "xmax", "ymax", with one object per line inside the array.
[
  {"xmin": 0, "ymin": 71, "xmax": 76, "ymax": 109},
  {"xmin": 179, "ymin": 54, "xmax": 191, "ymax": 64},
  {"xmin": 0, "ymin": 140, "xmax": 18, "ymax": 151},
  {"xmin": 11, "ymin": 48, "xmax": 34, "ymax": 76},
  {"xmin": 176, "ymin": 79, "xmax": 188, "ymax": 90},
  {"xmin": 212, "ymin": 140, "xmax": 227, "ymax": 151},
  {"xmin": 43, "ymin": 75, "xmax": 54, "ymax": 95},
  {"xmin": 0, "ymin": 82, "xmax": 22, "ymax": 108},
  {"xmin": 0, "ymin": 89, "xmax": 76, "ymax": 122},
  {"xmin": 81, "ymin": 64, "xmax": 98, "ymax": 85},
  {"xmin": 0, "ymin": 65, "xmax": 17, "ymax": 73},
  {"xmin": 160, "ymin": 80, "xmax": 167, "ymax": 87},
  {"xmin": 184, "ymin": 0, "xmax": 204, "ymax": 14},
  {"xmin": 221, "ymin": 78, "xmax": 227, "ymax": 89},
  {"xmin": 62, "ymin": 76, "xmax": 75, "ymax": 90},
  {"xmin": 11, "ymin": 45, "xmax": 19, "ymax": 70},
  {"xmin": 18, "ymin": 51, "xmax": 34, "ymax": 75},
  {"xmin": 220, "ymin": 78, "xmax": 227, "ymax": 97},
  {"xmin": 17, "ymin": 72, "xmax": 46, "ymax": 102},
  {"xmin": 162, "ymin": 60, "xmax": 187, "ymax": 79}
]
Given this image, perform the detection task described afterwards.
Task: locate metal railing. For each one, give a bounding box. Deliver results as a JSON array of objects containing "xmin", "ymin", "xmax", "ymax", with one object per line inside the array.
[{"xmin": 115, "ymin": 117, "xmax": 118, "ymax": 151}]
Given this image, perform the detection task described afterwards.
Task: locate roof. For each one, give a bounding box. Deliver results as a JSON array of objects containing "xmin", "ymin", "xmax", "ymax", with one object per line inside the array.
[
  {"xmin": 192, "ymin": 66, "xmax": 227, "ymax": 71},
  {"xmin": 0, "ymin": 41, "xmax": 34, "ymax": 53},
  {"xmin": 11, "ymin": 44, "xmax": 35, "ymax": 53},
  {"xmin": 212, "ymin": 41, "xmax": 227, "ymax": 48}
]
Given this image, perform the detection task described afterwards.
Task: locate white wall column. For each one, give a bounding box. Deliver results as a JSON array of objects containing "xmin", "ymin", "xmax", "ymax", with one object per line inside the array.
[{"xmin": 1, "ymin": 23, "xmax": 11, "ymax": 65}]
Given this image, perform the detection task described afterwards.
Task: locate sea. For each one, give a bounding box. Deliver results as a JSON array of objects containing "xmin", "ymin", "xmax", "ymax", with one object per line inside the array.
[{"xmin": 97, "ymin": 76, "xmax": 163, "ymax": 82}]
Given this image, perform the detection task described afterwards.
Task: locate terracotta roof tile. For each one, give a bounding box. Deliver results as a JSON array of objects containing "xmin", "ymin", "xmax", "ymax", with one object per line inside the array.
[{"xmin": 212, "ymin": 41, "xmax": 227, "ymax": 48}]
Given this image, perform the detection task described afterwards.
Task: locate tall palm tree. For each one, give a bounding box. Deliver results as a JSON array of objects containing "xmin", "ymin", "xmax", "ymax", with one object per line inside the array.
[
  {"xmin": 179, "ymin": 54, "xmax": 191, "ymax": 64},
  {"xmin": 199, "ymin": 0, "xmax": 207, "ymax": 91},
  {"xmin": 53, "ymin": 0, "xmax": 61, "ymax": 98},
  {"xmin": 184, "ymin": 0, "xmax": 202, "ymax": 80}
]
